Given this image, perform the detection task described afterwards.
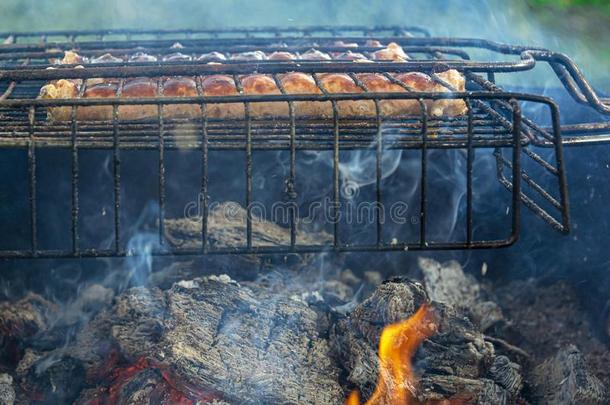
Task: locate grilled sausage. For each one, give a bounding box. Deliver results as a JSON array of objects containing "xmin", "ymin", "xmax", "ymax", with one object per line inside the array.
[
  {"xmin": 162, "ymin": 77, "xmax": 199, "ymax": 118},
  {"xmin": 201, "ymin": 75, "xmax": 245, "ymax": 119},
  {"xmin": 40, "ymin": 45, "xmax": 467, "ymax": 121},
  {"xmin": 240, "ymin": 74, "xmax": 288, "ymax": 117},
  {"xmin": 280, "ymin": 72, "xmax": 330, "ymax": 117},
  {"xmin": 318, "ymin": 73, "xmax": 374, "ymax": 117}
]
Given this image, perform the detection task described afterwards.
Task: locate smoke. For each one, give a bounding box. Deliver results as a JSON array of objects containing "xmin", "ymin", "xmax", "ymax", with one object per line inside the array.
[
  {"xmin": 338, "ymin": 129, "xmax": 403, "ymax": 189},
  {"xmin": 0, "ymin": 2, "xmax": 608, "ymax": 383}
]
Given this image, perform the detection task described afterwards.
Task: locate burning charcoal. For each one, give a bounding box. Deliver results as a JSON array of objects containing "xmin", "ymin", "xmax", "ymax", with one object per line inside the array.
[
  {"xmin": 111, "ymin": 369, "xmax": 169, "ymax": 405},
  {"xmin": 75, "ymin": 361, "xmax": 212, "ymax": 405},
  {"xmin": 419, "ymin": 258, "xmax": 504, "ymax": 331},
  {"xmin": 0, "ymin": 289, "xmax": 107, "ymax": 354},
  {"xmin": 332, "ymin": 278, "xmax": 523, "ymax": 404},
  {"xmin": 108, "ymin": 287, "xmax": 167, "ymax": 358},
  {"xmin": 23, "ymin": 355, "xmax": 85, "ymax": 404},
  {"xmin": 0, "ymin": 374, "xmax": 15, "ymax": 405},
  {"xmin": 65, "ymin": 275, "xmax": 343, "ymax": 404},
  {"xmin": 532, "ymin": 345, "xmax": 608, "ymax": 405}
]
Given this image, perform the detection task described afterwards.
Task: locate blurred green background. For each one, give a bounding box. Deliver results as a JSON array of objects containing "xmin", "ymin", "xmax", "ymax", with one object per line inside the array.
[{"xmin": 0, "ymin": 0, "xmax": 607, "ymax": 88}]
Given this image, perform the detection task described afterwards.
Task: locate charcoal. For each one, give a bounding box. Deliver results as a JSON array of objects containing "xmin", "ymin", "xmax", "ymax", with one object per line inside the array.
[
  {"xmin": 419, "ymin": 258, "xmax": 504, "ymax": 331},
  {"xmin": 15, "ymin": 349, "xmax": 42, "ymax": 378},
  {"xmin": 0, "ymin": 285, "xmax": 115, "ymax": 355},
  {"xmin": 487, "ymin": 355, "xmax": 523, "ymax": 397},
  {"xmin": 75, "ymin": 367, "xmax": 197, "ymax": 405},
  {"xmin": 164, "ymin": 199, "xmax": 332, "ymax": 269},
  {"xmin": 58, "ymin": 275, "xmax": 343, "ymax": 405},
  {"xmin": 112, "ymin": 368, "xmax": 173, "ymax": 404},
  {"xmin": 418, "ymin": 375, "xmax": 508, "ymax": 404},
  {"xmin": 23, "ymin": 355, "xmax": 85, "ymax": 404},
  {"xmin": 532, "ymin": 345, "xmax": 608, "ymax": 405},
  {"xmin": 163, "ymin": 201, "xmax": 333, "ymax": 276},
  {"xmin": 0, "ymin": 374, "xmax": 15, "ymax": 405},
  {"xmin": 165, "ymin": 201, "xmax": 331, "ymax": 249},
  {"xmin": 332, "ymin": 278, "xmax": 523, "ymax": 404},
  {"xmin": 0, "ymin": 293, "xmax": 58, "ymax": 341},
  {"xmin": 494, "ymin": 279, "xmax": 610, "ymax": 388}
]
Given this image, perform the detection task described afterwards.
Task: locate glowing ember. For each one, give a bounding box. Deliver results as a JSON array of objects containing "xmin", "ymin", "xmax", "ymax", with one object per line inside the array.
[
  {"xmin": 82, "ymin": 356, "xmax": 219, "ymax": 405},
  {"xmin": 346, "ymin": 304, "xmax": 438, "ymax": 405}
]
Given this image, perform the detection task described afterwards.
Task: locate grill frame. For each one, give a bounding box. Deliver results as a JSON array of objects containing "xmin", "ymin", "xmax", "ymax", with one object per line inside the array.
[{"xmin": 0, "ymin": 25, "xmax": 599, "ymax": 258}]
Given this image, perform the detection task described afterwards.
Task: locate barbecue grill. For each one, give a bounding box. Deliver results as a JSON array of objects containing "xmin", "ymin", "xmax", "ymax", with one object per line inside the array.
[{"xmin": 0, "ymin": 25, "xmax": 608, "ymax": 258}]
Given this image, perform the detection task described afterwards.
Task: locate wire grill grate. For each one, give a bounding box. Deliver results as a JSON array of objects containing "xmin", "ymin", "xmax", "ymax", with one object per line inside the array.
[{"xmin": 1, "ymin": 25, "xmax": 606, "ymax": 258}]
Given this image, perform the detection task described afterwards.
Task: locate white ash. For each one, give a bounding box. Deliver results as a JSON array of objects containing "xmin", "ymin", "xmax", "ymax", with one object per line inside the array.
[
  {"xmin": 0, "ymin": 374, "xmax": 15, "ymax": 405},
  {"xmin": 207, "ymin": 274, "xmax": 236, "ymax": 284},
  {"xmin": 176, "ymin": 279, "xmax": 198, "ymax": 289}
]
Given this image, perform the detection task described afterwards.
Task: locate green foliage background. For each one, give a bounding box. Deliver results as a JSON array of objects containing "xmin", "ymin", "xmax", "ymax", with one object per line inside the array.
[
  {"xmin": 0, "ymin": 0, "xmax": 607, "ymax": 87},
  {"xmin": 529, "ymin": 0, "xmax": 610, "ymax": 13}
]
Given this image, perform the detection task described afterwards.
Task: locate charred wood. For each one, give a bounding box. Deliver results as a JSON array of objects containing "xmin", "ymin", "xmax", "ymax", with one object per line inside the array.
[
  {"xmin": 532, "ymin": 345, "xmax": 608, "ymax": 405},
  {"xmin": 23, "ymin": 275, "xmax": 343, "ymax": 405},
  {"xmin": 332, "ymin": 277, "xmax": 523, "ymax": 404},
  {"xmin": 164, "ymin": 201, "xmax": 331, "ymax": 250},
  {"xmin": 419, "ymin": 258, "xmax": 504, "ymax": 332}
]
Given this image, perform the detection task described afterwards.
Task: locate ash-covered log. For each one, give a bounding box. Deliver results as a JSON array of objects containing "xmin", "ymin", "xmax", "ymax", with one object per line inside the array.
[
  {"xmin": 332, "ymin": 278, "xmax": 523, "ymax": 404},
  {"xmin": 109, "ymin": 275, "xmax": 343, "ymax": 404}
]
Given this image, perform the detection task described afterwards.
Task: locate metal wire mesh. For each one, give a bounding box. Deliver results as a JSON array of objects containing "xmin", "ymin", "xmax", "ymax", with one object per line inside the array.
[{"xmin": 0, "ymin": 25, "xmax": 592, "ymax": 258}]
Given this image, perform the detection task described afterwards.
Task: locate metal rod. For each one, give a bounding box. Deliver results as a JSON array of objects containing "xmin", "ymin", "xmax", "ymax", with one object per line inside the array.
[
  {"xmin": 113, "ymin": 79, "xmax": 124, "ymax": 254},
  {"xmin": 375, "ymin": 100, "xmax": 383, "ymax": 246},
  {"xmin": 27, "ymin": 106, "xmax": 37, "ymax": 255},
  {"xmin": 196, "ymin": 76, "xmax": 209, "ymax": 253},
  {"xmin": 233, "ymin": 75, "xmax": 253, "ymax": 248},
  {"xmin": 157, "ymin": 79, "xmax": 166, "ymax": 248},
  {"xmin": 466, "ymin": 100, "xmax": 474, "ymax": 245},
  {"xmin": 510, "ymin": 99, "xmax": 522, "ymax": 244},
  {"xmin": 0, "ymin": 237, "xmax": 521, "ymax": 259},
  {"xmin": 71, "ymin": 105, "xmax": 79, "ymax": 254},
  {"xmin": 332, "ymin": 100, "xmax": 340, "ymax": 249},
  {"xmin": 549, "ymin": 101, "xmax": 570, "ymax": 232},
  {"xmin": 419, "ymin": 99, "xmax": 428, "ymax": 248},
  {"xmin": 273, "ymin": 74, "xmax": 298, "ymax": 249}
]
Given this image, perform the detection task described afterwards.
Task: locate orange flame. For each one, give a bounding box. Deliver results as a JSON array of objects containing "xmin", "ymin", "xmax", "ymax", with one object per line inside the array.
[{"xmin": 346, "ymin": 304, "xmax": 438, "ymax": 405}]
